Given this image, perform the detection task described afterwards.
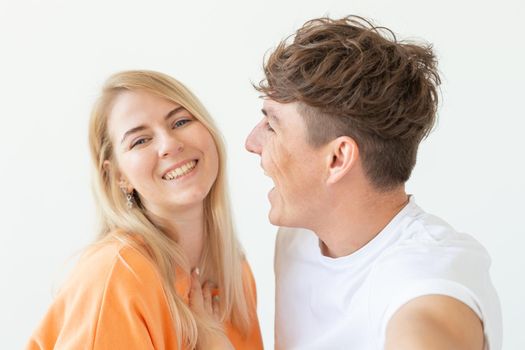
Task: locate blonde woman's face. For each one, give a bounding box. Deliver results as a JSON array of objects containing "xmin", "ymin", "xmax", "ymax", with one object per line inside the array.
[{"xmin": 106, "ymin": 90, "xmax": 219, "ymax": 215}]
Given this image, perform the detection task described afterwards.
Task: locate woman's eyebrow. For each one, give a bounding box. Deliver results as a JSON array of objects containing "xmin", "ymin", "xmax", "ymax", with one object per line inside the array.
[
  {"xmin": 165, "ymin": 106, "xmax": 185, "ymax": 120},
  {"xmin": 120, "ymin": 107, "xmax": 186, "ymax": 144},
  {"xmin": 121, "ymin": 125, "xmax": 146, "ymax": 144}
]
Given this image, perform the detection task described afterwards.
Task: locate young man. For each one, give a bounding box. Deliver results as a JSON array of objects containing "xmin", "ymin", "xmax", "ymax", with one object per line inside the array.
[{"xmin": 245, "ymin": 16, "xmax": 502, "ymax": 350}]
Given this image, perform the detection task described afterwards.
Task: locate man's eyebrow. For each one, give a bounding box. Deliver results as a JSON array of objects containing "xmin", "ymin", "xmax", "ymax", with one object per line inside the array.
[
  {"xmin": 120, "ymin": 107, "xmax": 185, "ymax": 144},
  {"xmin": 261, "ymin": 108, "xmax": 280, "ymax": 124}
]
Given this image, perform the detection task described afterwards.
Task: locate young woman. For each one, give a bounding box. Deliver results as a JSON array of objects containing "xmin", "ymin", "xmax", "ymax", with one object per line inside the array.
[{"xmin": 27, "ymin": 70, "xmax": 263, "ymax": 350}]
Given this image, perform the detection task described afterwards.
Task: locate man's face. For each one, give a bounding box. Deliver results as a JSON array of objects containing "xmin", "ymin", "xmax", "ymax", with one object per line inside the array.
[{"xmin": 245, "ymin": 99, "xmax": 326, "ymax": 228}]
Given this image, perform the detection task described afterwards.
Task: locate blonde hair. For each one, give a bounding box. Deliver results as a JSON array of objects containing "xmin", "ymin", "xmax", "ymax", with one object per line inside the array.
[{"xmin": 88, "ymin": 70, "xmax": 254, "ymax": 349}]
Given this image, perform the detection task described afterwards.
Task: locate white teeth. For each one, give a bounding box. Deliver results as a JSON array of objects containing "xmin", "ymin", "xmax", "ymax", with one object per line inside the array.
[{"xmin": 163, "ymin": 160, "xmax": 197, "ymax": 180}]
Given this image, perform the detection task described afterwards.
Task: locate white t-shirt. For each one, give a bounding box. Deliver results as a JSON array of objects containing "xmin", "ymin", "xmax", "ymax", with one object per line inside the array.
[{"xmin": 274, "ymin": 197, "xmax": 502, "ymax": 350}]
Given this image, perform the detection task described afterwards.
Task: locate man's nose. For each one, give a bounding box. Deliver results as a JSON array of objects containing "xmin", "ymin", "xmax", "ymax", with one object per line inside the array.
[{"xmin": 245, "ymin": 122, "xmax": 263, "ymax": 155}]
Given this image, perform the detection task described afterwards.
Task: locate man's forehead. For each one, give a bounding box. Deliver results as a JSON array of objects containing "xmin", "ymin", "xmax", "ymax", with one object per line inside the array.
[
  {"xmin": 262, "ymin": 99, "xmax": 299, "ymax": 117},
  {"xmin": 261, "ymin": 101, "xmax": 310, "ymax": 139},
  {"xmin": 261, "ymin": 107, "xmax": 280, "ymax": 124},
  {"xmin": 262, "ymin": 99, "xmax": 277, "ymax": 113}
]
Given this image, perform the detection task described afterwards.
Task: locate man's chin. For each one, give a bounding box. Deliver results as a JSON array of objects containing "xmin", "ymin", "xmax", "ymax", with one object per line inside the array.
[{"xmin": 268, "ymin": 207, "xmax": 282, "ymax": 227}]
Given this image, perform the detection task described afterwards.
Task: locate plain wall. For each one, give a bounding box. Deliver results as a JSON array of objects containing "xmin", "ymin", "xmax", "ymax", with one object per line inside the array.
[{"xmin": 1, "ymin": 0, "xmax": 523, "ymax": 348}]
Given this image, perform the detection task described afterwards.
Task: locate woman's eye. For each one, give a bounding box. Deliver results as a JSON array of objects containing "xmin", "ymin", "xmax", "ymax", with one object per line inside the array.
[
  {"xmin": 172, "ymin": 118, "xmax": 191, "ymax": 128},
  {"xmin": 266, "ymin": 122, "xmax": 275, "ymax": 132},
  {"xmin": 131, "ymin": 138, "xmax": 148, "ymax": 149}
]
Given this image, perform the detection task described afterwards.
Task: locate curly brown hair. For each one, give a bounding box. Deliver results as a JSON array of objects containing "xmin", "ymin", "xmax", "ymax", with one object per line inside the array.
[{"xmin": 256, "ymin": 16, "xmax": 441, "ymax": 190}]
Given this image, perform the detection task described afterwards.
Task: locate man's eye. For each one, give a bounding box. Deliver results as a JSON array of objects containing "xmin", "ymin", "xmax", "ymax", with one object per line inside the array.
[
  {"xmin": 172, "ymin": 119, "xmax": 191, "ymax": 128},
  {"xmin": 266, "ymin": 122, "xmax": 275, "ymax": 132}
]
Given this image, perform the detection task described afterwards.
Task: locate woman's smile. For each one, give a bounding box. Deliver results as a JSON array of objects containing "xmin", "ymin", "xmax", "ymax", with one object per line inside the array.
[{"xmin": 162, "ymin": 159, "xmax": 198, "ymax": 181}]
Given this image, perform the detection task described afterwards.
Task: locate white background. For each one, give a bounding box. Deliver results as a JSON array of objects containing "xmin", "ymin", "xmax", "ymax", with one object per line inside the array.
[{"xmin": 1, "ymin": 0, "xmax": 524, "ymax": 349}]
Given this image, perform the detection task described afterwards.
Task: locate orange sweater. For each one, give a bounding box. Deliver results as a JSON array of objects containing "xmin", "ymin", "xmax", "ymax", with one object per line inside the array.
[{"xmin": 27, "ymin": 240, "xmax": 263, "ymax": 349}]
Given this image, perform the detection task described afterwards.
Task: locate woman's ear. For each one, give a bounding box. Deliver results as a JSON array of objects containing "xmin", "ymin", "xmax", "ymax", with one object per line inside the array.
[
  {"xmin": 102, "ymin": 160, "xmax": 111, "ymax": 174},
  {"xmin": 103, "ymin": 160, "xmax": 133, "ymax": 193},
  {"xmin": 325, "ymin": 136, "xmax": 359, "ymax": 185}
]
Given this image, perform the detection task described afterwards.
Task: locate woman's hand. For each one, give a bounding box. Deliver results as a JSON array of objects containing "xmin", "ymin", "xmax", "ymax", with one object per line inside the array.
[{"xmin": 189, "ymin": 269, "xmax": 234, "ymax": 350}]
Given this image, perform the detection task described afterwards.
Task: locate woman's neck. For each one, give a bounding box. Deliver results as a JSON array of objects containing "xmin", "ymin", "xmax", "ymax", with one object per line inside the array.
[{"xmin": 147, "ymin": 203, "xmax": 205, "ymax": 269}]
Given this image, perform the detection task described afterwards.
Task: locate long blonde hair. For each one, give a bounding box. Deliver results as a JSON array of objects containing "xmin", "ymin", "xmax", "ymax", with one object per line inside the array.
[{"xmin": 88, "ymin": 70, "xmax": 254, "ymax": 349}]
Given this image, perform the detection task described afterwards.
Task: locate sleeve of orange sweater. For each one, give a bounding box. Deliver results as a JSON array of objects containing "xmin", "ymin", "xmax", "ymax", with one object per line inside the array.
[{"xmin": 27, "ymin": 244, "xmax": 176, "ymax": 350}]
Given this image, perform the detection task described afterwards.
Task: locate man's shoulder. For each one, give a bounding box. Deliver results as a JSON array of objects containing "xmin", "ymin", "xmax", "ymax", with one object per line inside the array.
[
  {"xmin": 375, "ymin": 212, "xmax": 492, "ymax": 283},
  {"xmin": 385, "ymin": 200, "xmax": 485, "ymax": 257},
  {"xmin": 368, "ymin": 212, "xmax": 500, "ymax": 336}
]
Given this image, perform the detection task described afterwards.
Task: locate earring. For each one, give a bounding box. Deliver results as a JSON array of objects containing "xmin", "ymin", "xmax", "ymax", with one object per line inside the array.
[{"xmin": 126, "ymin": 191, "xmax": 134, "ymax": 209}]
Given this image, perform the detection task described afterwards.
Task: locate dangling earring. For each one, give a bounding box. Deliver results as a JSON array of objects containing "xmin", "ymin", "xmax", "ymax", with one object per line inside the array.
[{"xmin": 126, "ymin": 192, "xmax": 134, "ymax": 209}]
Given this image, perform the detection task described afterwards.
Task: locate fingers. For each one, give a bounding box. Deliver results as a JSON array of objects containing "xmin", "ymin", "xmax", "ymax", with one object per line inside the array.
[
  {"xmin": 188, "ymin": 269, "xmax": 221, "ymax": 321},
  {"xmin": 212, "ymin": 294, "xmax": 220, "ymax": 317},
  {"xmin": 203, "ymin": 281, "xmax": 222, "ymax": 321},
  {"xmin": 202, "ymin": 281, "xmax": 213, "ymax": 315},
  {"xmin": 189, "ymin": 268, "xmax": 203, "ymax": 310}
]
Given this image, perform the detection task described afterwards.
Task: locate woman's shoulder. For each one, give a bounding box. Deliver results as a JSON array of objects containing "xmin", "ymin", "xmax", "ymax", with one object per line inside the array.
[
  {"xmin": 28, "ymin": 235, "xmax": 173, "ymax": 349},
  {"xmin": 63, "ymin": 235, "xmax": 163, "ymax": 297}
]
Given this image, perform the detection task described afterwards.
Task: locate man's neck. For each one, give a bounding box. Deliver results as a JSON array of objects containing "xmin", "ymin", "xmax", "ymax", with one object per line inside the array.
[{"xmin": 316, "ymin": 187, "xmax": 409, "ymax": 258}]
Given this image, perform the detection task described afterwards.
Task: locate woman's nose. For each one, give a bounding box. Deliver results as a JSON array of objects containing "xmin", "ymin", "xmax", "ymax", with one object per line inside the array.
[{"xmin": 159, "ymin": 133, "xmax": 184, "ymax": 158}]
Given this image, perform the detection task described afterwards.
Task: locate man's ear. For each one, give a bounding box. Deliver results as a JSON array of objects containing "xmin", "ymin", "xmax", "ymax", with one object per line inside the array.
[
  {"xmin": 325, "ymin": 136, "xmax": 359, "ymax": 185},
  {"xmin": 103, "ymin": 160, "xmax": 133, "ymax": 193}
]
